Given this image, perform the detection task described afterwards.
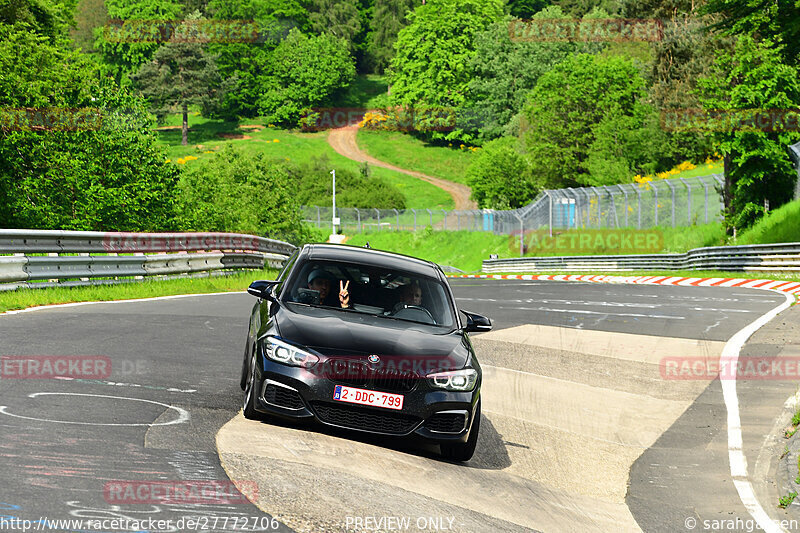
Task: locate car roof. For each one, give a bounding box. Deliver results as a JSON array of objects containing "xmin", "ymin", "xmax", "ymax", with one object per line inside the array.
[{"xmin": 301, "ymin": 243, "xmax": 441, "ymax": 277}]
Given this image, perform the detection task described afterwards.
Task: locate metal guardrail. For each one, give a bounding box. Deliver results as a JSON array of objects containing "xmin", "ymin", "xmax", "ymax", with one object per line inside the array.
[
  {"xmin": 0, "ymin": 230, "xmax": 295, "ymax": 289},
  {"xmin": 482, "ymin": 242, "xmax": 800, "ymax": 273}
]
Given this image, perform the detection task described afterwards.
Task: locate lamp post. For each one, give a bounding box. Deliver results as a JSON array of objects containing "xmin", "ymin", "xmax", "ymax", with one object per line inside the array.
[{"xmin": 331, "ymin": 169, "xmax": 340, "ymax": 235}]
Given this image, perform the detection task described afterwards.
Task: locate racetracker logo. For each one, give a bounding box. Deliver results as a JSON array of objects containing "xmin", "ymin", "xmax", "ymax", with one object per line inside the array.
[
  {"xmin": 660, "ymin": 108, "xmax": 800, "ymax": 132},
  {"xmin": 0, "ymin": 108, "xmax": 104, "ymax": 132},
  {"xmin": 508, "ymin": 18, "xmax": 663, "ymax": 42},
  {"xmin": 102, "ymin": 19, "xmax": 286, "ymax": 43},
  {"xmin": 510, "ymin": 229, "xmax": 663, "ymax": 255},
  {"xmin": 301, "ymin": 355, "xmax": 461, "ymax": 381},
  {"xmin": 661, "ymin": 357, "xmax": 800, "ymax": 380},
  {"xmin": 102, "ymin": 233, "xmax": 262, "ymax": 253},
  {"xmin": 103, "ymin": 480, "xmax": 258, "ymax": 504},
  {"xmin": 0, "ymin": 356, "xmax": 111, "ymax": 379}
]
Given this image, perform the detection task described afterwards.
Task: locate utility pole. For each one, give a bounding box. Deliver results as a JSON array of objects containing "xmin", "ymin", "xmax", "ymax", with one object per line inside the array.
[{"xmin": 331, "ymin": 169, "xmax": 339, "ymax": 234}]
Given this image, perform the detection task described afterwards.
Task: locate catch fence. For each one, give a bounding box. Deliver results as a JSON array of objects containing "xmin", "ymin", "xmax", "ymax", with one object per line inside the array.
[{"xmin": 303, "ymin": 174, "xmax": 725, "ymax": 235}]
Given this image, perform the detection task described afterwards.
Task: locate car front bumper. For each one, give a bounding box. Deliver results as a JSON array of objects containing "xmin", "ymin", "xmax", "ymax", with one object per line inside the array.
[{"xmin": 251, "ymin": 359, "xmax": 480, "ymax": 444}]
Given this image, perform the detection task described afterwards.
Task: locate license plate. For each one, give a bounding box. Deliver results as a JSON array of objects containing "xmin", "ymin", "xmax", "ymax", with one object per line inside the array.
[{"xmin": 332, "ymin": 385, "xmax": 404, "ymax": 410}]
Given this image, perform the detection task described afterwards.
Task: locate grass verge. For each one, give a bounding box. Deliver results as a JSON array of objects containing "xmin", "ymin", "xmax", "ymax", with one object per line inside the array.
[
  {"xmin": 0, "ymin": 269, "xmax": 278, "ymax": 314},
  {"xmin": 154, "ymin": 116, "xmax": 453, "ymax": 209},
  {"xmin": 341, "ymin": 224, "xmax": 729, "ymax": 272},
  {"xmin": 345, "ymin": 230, "xmax": 509, "ymax": 273},
  {"xmin": 737, "ymin": 199, "xmax": 800, "ymax": 246},
  {"xmin": 357, "ymin": 129, "xmax": 475, "ymax": 185}
]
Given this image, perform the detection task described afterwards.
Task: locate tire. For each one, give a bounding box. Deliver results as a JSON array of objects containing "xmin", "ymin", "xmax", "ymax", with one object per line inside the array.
[
  {"xmin": 440, "ymin": 401, "xmax": 480, "ymax": 462},
  {"xmin": 242, "ymin": 350, "xmax": 265, "ymax": 421},
  {"xmin": 239, "ymin": 341, "xmax": 252, "ymax": 391}
]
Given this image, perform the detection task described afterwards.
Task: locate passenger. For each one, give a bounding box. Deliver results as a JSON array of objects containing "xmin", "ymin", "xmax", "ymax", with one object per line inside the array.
[{"xmin": 398, "ymin": 280, "xmax": 423, "ymax": 307}]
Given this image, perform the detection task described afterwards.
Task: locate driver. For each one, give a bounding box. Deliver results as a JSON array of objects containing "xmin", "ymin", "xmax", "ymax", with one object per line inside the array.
[{"xmin": 306, "ymin": 269, "xmax": 351, "ymax": 308}]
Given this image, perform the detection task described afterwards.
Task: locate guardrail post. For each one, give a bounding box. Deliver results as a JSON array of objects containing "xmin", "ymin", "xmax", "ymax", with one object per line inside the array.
[
  {"xmin": 355, "ymin": 208, "xmax": 361, "ymax": 232},
  {"xmin": 316, "ymin": 206, "xmax": 321, "ymax": 228},
  {"xmin": 426, "ymin": 208, "xmax": 432, "ymax": 227},
  {"xmin": 374, "ymin": 208, "xmax": 381, "ymax": 231},
  {"xmin": 393, "ymin": 209, "xmax": 399, "ymax": 231},
  {"xmin": 635, "ymin": 188, "xmax": 642, "ymax": 229}
]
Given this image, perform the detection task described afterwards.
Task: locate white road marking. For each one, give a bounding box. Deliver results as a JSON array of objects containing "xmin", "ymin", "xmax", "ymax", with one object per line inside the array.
[
  {"xmin": 720, "ymin": 290, "xmax": 793, "ymax": 533},
  {"xmin": 497, "ymin": 305, "xmax": 686, "ymax": 320},
  {"xmin": 0, "ymin": 392, "xmax": 190, "ymax": 426}
]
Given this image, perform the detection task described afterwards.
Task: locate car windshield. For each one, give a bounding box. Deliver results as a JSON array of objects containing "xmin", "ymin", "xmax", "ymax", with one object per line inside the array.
[{"xmin": 283, "ymin": 259, "xmax": 455, "ymax": 327}]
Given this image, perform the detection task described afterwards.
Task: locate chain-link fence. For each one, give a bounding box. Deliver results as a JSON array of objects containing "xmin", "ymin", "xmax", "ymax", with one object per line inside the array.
[{"xmin": 302, "ymin": 174, "xmax": 725, "ymax": 235}]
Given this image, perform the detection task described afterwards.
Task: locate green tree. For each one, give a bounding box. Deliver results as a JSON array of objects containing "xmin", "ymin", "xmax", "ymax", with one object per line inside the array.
[
  {"xmin": 288, "ymin": 155, "xmax": 405, "ymax": 209},
  {"xmin": 585, "ymin": 105, "xmax": 667, "ymax": 185},
  {"xmin": 177, "ymin": 146, "xmax": 308, "ymax": 242},
  {"xmin": 93, "ymin": 0, "xmax": 183, "ymax": 85},
  {"xmin": 366, "ymin": 0, "xmax": 415, "ymax": 73},
  {"xmin": 307, "ymin": 0, "xmax": 361, "ymax": 53},
  {"xmin": 465, "ymin": 6, "xmax": 600, "ymax": 142},
  {"xmin": 466, "ymin": 137, "xmax": 539, "ymax": 209},
  {"xmin": 508, "ymin": 0, "xmax": 551, "ymax": 18},
  {"xmin": 698, "ymin": 35, "xmax": 800, "ymax": 233},
  {"xmin": 258, "ymin": 27, "xmax": 355, "ymax": 124},
  {"xmin": 206, "ymin": 0, "xmax": 307, "ymax": 116},
  {"xmin": 387, "ymin": 0, "xmax": 504, "ymax": 139},
  {"xmin": 0, "ymin": 23, "xmax": 179, "ymax": 230},
  {"xmin": 703, "ymin": 0, "xmax": 800, "ymax": 66},
  {"xmin": 132, "ymin": 13, "xmax": 224, "ymax": 145},
  {"xmin": 0, "ymin": 0, "xmax": 76, "ymax": 40},
  {"xmin": 648, "ymin": 14, "xmax": 724, "ymax": 165},
  {"xmin": 522, "ymin": 53, "xmax": 650, "ymax": 188}
]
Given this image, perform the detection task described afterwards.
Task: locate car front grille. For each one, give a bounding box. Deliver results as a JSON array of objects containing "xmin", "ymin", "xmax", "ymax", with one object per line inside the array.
[
  {"xmin": 326, "ymin": 361, "xmax": 418, "ymax": 393},
  {"xmin": 263, "ymin": 383, "xmax": 305, "ymax": 410},
  {"xmin": 424, "ymin": 412, "xmax": 467, "ymax": 434},
  {"xmin": 311, "ymin": 401, "xmax": 421, "ymax": 435}
]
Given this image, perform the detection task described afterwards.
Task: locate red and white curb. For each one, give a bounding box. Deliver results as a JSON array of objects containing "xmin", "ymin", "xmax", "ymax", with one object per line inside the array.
[{"xmin": 448, "ymin": 274, "xmax": 800, "ymax": 294}]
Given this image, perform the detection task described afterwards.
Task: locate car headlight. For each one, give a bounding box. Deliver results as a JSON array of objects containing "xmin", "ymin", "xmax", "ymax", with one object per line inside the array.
[
  {"xmin": 427, "ymin": 368, "xmax": 478, "ymax": 391},
  {"xmin": 263, "ymin": 336, "xmax": 319, "ymax": 368}
]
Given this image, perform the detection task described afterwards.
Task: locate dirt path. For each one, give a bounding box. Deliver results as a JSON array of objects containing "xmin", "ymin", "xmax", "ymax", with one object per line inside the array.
[{"xmin": 327, "ymin": 126, "xmax": 477, "ymax": 210}]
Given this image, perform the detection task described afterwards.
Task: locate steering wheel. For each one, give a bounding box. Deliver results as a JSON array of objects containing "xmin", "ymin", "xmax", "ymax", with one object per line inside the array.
[{"xmin": 391, "ymin": 304, "xmax": 435, "ymax": 324}]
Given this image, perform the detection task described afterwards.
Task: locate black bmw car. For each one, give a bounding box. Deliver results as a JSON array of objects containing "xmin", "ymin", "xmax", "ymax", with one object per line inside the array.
[{"xmin": 240, "ymin": 244, "xmax": 491, "ymax": 461}]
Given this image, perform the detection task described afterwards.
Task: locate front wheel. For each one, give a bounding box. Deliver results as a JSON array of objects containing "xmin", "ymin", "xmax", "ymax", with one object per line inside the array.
[
  {"xmin": 440, "ymin": 401, "xmax": 480, "ymax": 462},
  {"xmin": 242, "ymin": 350, "xmax": 265, "ymax": 421}
]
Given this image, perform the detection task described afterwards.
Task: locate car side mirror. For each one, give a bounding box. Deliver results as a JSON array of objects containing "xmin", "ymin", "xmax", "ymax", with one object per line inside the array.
[
  {"xmin": 248, "ymin": 280, "xmax": 279, "ymax": 301},
  {"xmin": 461, "ymin": 310, "xmax": 492, "ymax": 333}
]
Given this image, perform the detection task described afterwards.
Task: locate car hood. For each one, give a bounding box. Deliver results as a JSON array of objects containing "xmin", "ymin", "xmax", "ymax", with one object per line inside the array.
[{"xmin": 275, "ymin": 304, "xmax": 470, "ymax": 368}]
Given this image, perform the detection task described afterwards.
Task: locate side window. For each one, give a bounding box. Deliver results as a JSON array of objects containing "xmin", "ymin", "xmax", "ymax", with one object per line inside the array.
[{"xmin": 273, "ymin": 250, "xmax": 299, "ymax": 298}]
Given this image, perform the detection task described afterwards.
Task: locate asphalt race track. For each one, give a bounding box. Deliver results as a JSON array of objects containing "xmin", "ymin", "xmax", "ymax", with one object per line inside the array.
[{"xmin": 0, "ymin": 279, "xmax": 791, "ymax": 532}]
